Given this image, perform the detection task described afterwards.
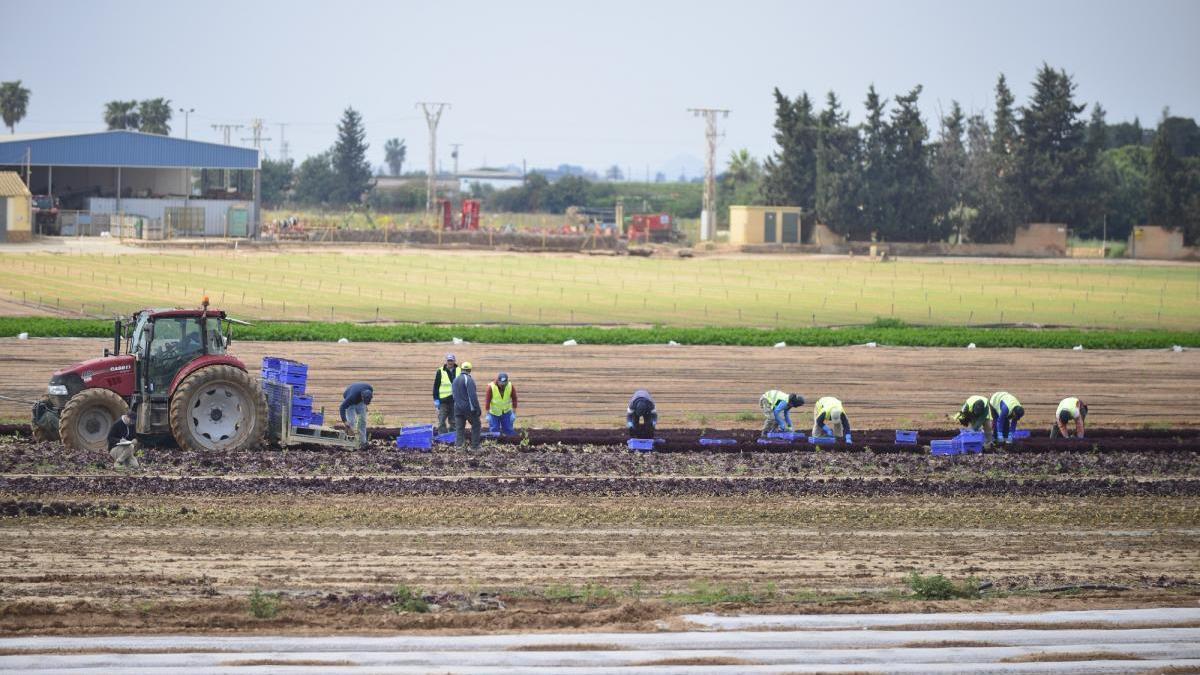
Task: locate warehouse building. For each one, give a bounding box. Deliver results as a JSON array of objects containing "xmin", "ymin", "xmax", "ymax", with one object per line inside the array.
[
  {"xmin": 0, "ymin": 171, "xmax": 33, "ymax": 243},
  {"xmin": 0, "ymin": 131, "xmax": 260, "ymax": 238}
]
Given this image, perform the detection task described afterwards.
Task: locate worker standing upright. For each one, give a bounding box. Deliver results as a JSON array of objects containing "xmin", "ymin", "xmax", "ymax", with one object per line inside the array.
[
  {"xmin": 339, "ymin": 382, "xmax": 374, "ymax": 449},
  {"xmin": 452, "ymin": 361, "xmax": 482, "ymax": 450},
  {"xmin": 760, "ymin": 390, "xmax": 804, "ymax": 435},
  {"xmin": 486, "ymin": 372, "xmax": 518, "ymax": 436},
  {"xmin": 988, "ymin": 391, "xmax": 1024, "ymax": 444},
  {"xmin": 956, "ymin": 395, "xmax": 994, "ymax": 436},
  {"xmin": 1051, "ymin": 396, "xmax": 1088, "ymax": 439},
  {"xmin": 627, "ymin": 389, "xmax": 658, "ymax": 439},
  {"xmin": 812, "ymin": 396, "xmax": 852, "ymax": 443},
  {"xmin": 432, "ymin": 354, "xmax": 458, "ymax": 435}
]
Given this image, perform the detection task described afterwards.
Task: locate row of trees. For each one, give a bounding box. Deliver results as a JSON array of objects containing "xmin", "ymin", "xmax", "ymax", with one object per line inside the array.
[
  {"xmin": 102, "ymin": 98, "xmax": 173, "ymax": 134},
  {"xmin": 755, "ymin": 64, "xmax": 1200, "ymax": 244},
  {"xmin": 262, "ymin": 108, "xmax": 373, "ymax": 206}
]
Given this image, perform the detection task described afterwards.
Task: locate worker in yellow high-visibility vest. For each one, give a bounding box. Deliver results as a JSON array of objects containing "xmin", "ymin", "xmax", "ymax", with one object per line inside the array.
[
  {"xmin": 432, "ymin": 353, "xmax": 459, "ymax": 435},
  {"xmin": 759, "ymin": 390, "xmax": 804, "ymax": 435},
  {"xmin": 956, "ymin": 395, "xmax": 993, "ymax": 436},
  {"xmin": 485, "ymin": 372, "xmax": 519, "ymax": 436},
  {"xmin": 1051, "ymin": 397, "xmax": 1088, "ymax": 439},
  {"xmin": 812, "ymin": 396, "xmax": 852, "ymax": 443},
  {"xmin": 988, "ymin": 391, "xmax": 1024, "ymax": 444}
]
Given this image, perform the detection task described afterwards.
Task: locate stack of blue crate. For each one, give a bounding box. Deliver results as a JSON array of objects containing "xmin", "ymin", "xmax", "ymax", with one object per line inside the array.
[{"xmin": 261, "ymin": 357, "xmax": 321, "ymax": 428}]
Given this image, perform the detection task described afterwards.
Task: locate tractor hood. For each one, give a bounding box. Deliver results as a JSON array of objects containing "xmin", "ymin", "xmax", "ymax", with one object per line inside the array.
[{"xmin": 50, "ymin": 355, "xmax": 136, "ymax": 399}]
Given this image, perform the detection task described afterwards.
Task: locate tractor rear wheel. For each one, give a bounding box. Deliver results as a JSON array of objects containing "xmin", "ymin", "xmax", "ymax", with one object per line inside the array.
[
  {"xmin": 59, "ymin": 389, "xmax": 127, "ymax": 452},
  {"xmin": 169, "ymin": 365, "xmax": 266, "ymax": 453}
]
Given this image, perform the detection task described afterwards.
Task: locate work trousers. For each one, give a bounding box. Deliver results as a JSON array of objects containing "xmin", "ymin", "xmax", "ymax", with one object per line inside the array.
[
  {"xmin": 346, "ymin": 402, "xmax": 368, "ymax": 447},
  {"xmin": 488, "ymin": 411, "xmax": 516, "ymax": 435},
  {"xmin": 436, "ymin": 397, "xmax": 455, "ymax": 434},
  {"xmin": 455, "ymin": 410, "xmax": 482, "ymax": 450},
  {"xmin": 812, "ymin": 415, "xmax": 843, "ymax": 438},
  {"xmin": 993, "ymin": 402, "xmax": 1019, "ymax": 441},
  {"xmin": 628, "ymin": 411, "xmax": 657, "ymax": 439}
]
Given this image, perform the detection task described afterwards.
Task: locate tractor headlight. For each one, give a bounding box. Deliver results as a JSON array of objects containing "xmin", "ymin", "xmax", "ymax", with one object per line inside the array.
[{"xmin": 47, "ymin": 384, "xmax": 68, "ymax": 396}]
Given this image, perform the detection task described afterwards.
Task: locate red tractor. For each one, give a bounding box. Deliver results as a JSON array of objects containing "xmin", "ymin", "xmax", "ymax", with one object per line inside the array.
[{"xmin": 31, "ymin": 300, "xmax": 268, "ymax": 453}]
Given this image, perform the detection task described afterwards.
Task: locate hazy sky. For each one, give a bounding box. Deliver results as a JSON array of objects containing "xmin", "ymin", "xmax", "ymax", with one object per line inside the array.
[{"xmin": 3, "ymin": 0, "xmax": 1198, "ymax": 177}]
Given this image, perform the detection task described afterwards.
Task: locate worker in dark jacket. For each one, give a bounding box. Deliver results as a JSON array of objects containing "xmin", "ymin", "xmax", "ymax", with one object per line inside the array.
[
  {"xmin": 107, "ymin": 411, "xmax": 138, "ymax": 469},
  {"xmin": 452, "ymin": 362, "xmax": 482, "ymax": 450},
  {"xmin": 432, "ymin": 354, "xmax": 459, "ymax": 434},
  {"xmin": 626, "ymin": 390, "xmax": 657, "ymax": 439},
  {"xmin": 339, "ymin": 382, "xmax": 374, "ymax": 448}
]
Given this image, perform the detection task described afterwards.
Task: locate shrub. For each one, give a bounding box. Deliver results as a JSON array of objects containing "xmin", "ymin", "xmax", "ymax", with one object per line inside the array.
[
  {"xmin": 390, "ymin": 585, "xmax": 429, "ymax": 613},
  {"xmin": 904, "ymin": 571, "xmax": 981, "ymax": 600},
  {"xmin": 248, "ymin": 588, "xmax": 280, "ymax": 618}
]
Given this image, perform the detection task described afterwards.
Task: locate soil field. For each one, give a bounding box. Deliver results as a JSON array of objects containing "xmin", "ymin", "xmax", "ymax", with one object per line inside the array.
[{"xmin": 2, "ymin": 339, "xmax": 1198, "ymax": 429}]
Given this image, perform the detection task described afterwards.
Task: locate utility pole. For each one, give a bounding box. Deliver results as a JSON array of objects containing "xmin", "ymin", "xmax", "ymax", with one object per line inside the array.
[
  {"xmin": 178, "ymin": 107, "xmax": 194, "ymax": 139},
  {"xmin": 450, "ymin": 143, "xmax": 461, "ymax": 177},
  {"xmin": 241, "ymin": 118, "xmax": 272, "ymax": 156},
  {"xmin": 211, "ymin": 123, "xmax": 245, "ymax": 189},
  {"xmin": 277, "ymin": 123, "xmax": 290, "ymax": 163},
  {"xmin": 416, "ymin": 102, "xmax": 450, "ymax": 212},
  {"xmin": 687, "ymin": 107, "xmax": 729, "ymax": 241}
]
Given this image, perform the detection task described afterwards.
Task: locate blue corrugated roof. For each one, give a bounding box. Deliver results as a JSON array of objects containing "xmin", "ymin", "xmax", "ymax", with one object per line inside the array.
[{"xmin": 0, "ymin": 131, "xmax": 258, "ymax": 169}]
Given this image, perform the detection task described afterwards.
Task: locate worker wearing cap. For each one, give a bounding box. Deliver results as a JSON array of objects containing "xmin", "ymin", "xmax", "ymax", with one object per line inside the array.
[
  {"xmin": 486, "ymin": 372, "xmax": 519, "ymax": 436},
  {"xmin": 760, "ymin": 390, "xmax": 804, "ymax": 435},
  {"xmin": 1051, "ymin": 397, "xmax": 1088, "ymax": 439},
  {"xmin": 432, "ymin": 354, "xmax": 459, "ymax": 435},
  {"xmin": 339, "ymin": 382, "xmax": 374, "ymax": 449},
  {"xmin": 627, "ymin": 390, "xmax": 657, "ymax": 439},
  {"xmin": 988, "ymin": 391, "xmax": 1024, "ymax": 444},
  {"xmin": 956, "ymin": 395, "xmax": 994, "ymax": 436},
  {"xmin": 812, "ymin": 396, "xmax": 852, "ymax": 443},
  {"xmin": 452, "ymin": 361, "xmax": 482, "ymax": 450}
]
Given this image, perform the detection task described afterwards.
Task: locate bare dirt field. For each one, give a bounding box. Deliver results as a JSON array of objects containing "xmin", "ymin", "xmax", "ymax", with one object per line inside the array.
[{"xmin": 2, "ymin": 339, "xmax": 1198, "ymax": 428}]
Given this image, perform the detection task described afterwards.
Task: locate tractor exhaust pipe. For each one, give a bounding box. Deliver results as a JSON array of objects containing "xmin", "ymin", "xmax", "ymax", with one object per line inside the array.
[{"xmin": 107, "ymin": 318, "xmax": 120, "ymax": 357}]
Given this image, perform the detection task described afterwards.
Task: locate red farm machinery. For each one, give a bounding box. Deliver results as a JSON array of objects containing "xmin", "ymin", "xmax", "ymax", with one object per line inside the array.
[{"xmin": 32, "ymin": 300, "xmax": 268, "ymax": 453}]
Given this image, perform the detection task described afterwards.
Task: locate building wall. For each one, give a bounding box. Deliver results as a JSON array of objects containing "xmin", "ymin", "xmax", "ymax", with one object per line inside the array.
[
  {"xmin": 3, "ymin": 194, "xmax": 32, "ymax": 242},
  {"xmin": 1128, "ymin": 225, "xmax": 1197, "ymax": 259},
  {"xmin": 728, "ymin": 206, "xmax": 806, "ymax": 245},
  {"xmin": 89, "ymin": 197, "xmax": 254, "ymax": 237}
]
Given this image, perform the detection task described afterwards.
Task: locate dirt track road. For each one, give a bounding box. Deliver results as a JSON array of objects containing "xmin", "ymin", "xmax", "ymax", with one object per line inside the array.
[{"xmin": 2, "ymin": 339, "xmax": 1197, "ymax": 428}]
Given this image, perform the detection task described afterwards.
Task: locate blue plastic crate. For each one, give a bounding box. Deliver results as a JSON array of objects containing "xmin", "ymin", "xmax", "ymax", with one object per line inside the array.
[
  {"xmin": 290, "ymin": 414, "xmax": 312, "ymax": 428},
  {"xmin": 930, "ymin": 439, "xmax": 960, "ymax": 456},
  {"xmin": 307, "ymin": 412, "xmax": 324, "ymax": 427},
  {"xmin": 1012, "ymin": 429, "xmax": 1031, "ymax": 439},
  {"xmin": 396, "ymin": 424, "xmax": 434, "ymax": 451},
  {"xmin": 810, "ymin": 435, "xmax": 837, "ymax": 446},
  {"xmin": 895, "ymin": 430, "xmax": 918, "ymax": 444},
  {"xmin": 957, "ymin": 430, "xmax": 985, "ymax": 444},
  {"xmin": 699, "ymin": 438, "xmax": 737, "ymax": 446},
  {"xmin": 653, "ymin": 438, "xmax": 666, "ymax": 445},
  {"xmin": 627, "ymin": 438, "xmax": 654, "ymax": 451},
  {"xmin": 767, "ymin": 431, "xmax": 806, "ymax": 442},
  {"xmin": 434, "ymin": 432, "xmax": 457, "ymax": 444},
  {"xmin": 756, "ymin": 438, "xmax": 791, "ymax": 445}
]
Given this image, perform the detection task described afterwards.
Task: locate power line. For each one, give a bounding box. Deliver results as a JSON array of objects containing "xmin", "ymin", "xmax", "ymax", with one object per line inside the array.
[
  {"xmin": 687, "ymin": 107, "xmax": 729, "ymax": 241},
  {"xmin": 241, "ymin": 118, "xmax": 272, "ymax": 157},
  {"xmin": 277, "ymin": 123, "xmax": 290, "ymax": 163},
  {"xmin": 211, "ymin": 123, "xmax": 245, "ymax": 145},
  {"xmin": 416, "ymin": 102, "xmax": 451, "ymax": 212}
]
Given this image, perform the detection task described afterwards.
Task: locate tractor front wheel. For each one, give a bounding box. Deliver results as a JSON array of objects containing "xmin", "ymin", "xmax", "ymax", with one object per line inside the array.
[
  {"xmin": 59, "ymin": 389, "xmax": 127, "ymax": 452},
  {"xmin": 169, "ymin": 365, "xmax": 267, "ymax": 453}
]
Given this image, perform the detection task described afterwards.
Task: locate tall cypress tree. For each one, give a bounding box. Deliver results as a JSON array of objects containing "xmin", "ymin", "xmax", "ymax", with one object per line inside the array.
[
  {"xmin": 815, "ymin": 91, "xmax": 862, "ymax": 236},
  {"xmin": 859, "ymin": 85, "xmax": 892, "ymax": 238},
  {"xmin": 331, "ymin": 107, "xmax": 372, "ymax": 205},
  {"xmin": 933, "ymin": 101, "xmax": 969, "ymax": 241},
  {"xmin": 887, "ymin": 85, "xmax": 936, "ymax": 241},
  {"xmin": 762, "ymin": 89, "xmax": 817, "ymax": 208},
  {"xmin": 1015, "ymin": 65, "xmax": 1090, "ymax": 225}
]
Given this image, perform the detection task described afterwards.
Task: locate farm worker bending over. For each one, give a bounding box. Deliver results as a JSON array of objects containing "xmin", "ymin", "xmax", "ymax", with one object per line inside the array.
[
  {"xmin": 988, "ymin": 391, "xmax": 1024, "ymax": 444},
  {"xmin": 627, "ymin": 390, "xmax": 658, "ymax": 439},
  {"xmin": 812, "ymin": 396, "xmax": 852, "ymax": 443},
  {"xmin": 1051, "ymin": 397, "xmax": 1088, "ymax": 439},
  {"xmin": 452, "ymin": 362, "xmax": 482, "ymax": 450},
  {"xmin": 486, "ymin": 372, "xmax": 519, "ymax": 436},
  {"xmin": 760, "ymin": 390, "xmax": 804, "ymax": 435},
  {"xmin": 339, "ymin": 382, "xmax": 374, "ymax": 448},
  {"xmin": 107, "ymin": 410, "xmax": 139, "ymax": 469},
  {"xmin": 956, "ymin": 395, "xmax": 994, "ymax": 436},
  {"xmin": 432, "ymin": 354, "xmax": 459, "ymax": 435}
]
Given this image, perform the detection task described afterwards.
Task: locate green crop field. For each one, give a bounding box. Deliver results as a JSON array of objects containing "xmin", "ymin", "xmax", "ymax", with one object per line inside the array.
[{"xmin": 1, "ymin": 251, "xmax": 1198, "ymax": 330}]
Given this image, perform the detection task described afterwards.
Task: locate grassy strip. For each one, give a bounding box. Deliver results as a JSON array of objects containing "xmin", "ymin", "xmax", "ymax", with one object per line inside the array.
[{"xmin": 2, "ymin": 317, "xmax": 1198, "ymax": 349}]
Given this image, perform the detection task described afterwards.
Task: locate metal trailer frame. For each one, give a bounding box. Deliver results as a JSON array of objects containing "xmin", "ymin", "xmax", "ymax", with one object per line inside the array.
[{"xmin": 263, "ymin": 380, "xmax": 360, "ymax": 449}]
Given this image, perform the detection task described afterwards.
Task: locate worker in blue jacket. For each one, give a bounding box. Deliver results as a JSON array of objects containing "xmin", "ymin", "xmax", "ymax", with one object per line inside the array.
[{"xmin": 339, "ymin": 382, "xmax": 373, "ymax": 449}]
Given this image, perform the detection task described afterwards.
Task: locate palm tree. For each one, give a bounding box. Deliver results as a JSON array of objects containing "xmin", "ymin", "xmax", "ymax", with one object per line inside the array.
[
  {"xmin": 0, "ymin": 81, "xmax": 31, "ymax": 134},
  {"xmin": 103, "ymin": 100, "xmax": 140, "ymax": 130},
  {"xmin": 137, "ymin": 98, "xmax": 172, "ymax": 135},
  {"xmin": 726, "ymin": 149, "xmax": 760, "ymax": 185}
]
